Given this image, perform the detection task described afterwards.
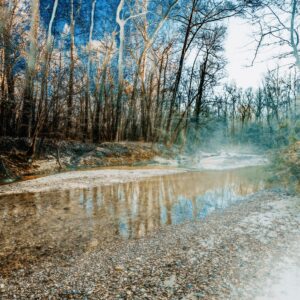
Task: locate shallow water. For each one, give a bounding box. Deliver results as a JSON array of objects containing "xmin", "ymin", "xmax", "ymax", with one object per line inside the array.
[{"xmin": 0, "ymin": 166, "xmax": 268, "ymax": 274}]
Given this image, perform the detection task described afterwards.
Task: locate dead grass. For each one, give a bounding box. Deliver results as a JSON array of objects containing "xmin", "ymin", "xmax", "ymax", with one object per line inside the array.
[{"xmin": 271, "ymin": 141, "xmax": 300, "ymax": 192}]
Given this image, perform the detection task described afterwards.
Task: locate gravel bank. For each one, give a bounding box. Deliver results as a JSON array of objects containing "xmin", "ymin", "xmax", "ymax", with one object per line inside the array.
[
  {"xmin": 0, "ymin": 190, "xmax": 299, "ymax": 299},
  {"xmin": 0, "ymin": 168, "xmax": 185, "ymax": 195}
]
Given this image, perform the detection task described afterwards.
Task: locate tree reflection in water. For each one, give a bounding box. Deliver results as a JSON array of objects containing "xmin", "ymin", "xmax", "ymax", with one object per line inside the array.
[{"xmin": 0, "ymin": 166, "xmax": 267, "ymax": 274}]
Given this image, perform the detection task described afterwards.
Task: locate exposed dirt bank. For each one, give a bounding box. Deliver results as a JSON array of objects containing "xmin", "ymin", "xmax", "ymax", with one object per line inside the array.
[
  {"xmin": 0, "ymin": 190, "xmax": 299, "ymax": 299},
  {"xmin": 0, "ymin": 149, "xmax": 268, "ymax": 196},
  {"xmin": 0, "ymin": 138, "xmax": 175, "ymax": 180}
]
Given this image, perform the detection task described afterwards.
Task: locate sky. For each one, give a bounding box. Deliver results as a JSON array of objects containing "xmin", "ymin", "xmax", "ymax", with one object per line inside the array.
[{"xmin": 225, "ymin": 17, "xmax": 293, "ymax": 89}]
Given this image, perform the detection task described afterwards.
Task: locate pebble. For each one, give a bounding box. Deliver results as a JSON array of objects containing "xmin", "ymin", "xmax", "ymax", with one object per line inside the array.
[
  {"xmin": 1, "ymin": 191, "xmax": 299, "ymax": 300},
  {"xmin": 115, "ymin": 265, "xmax": 125, "ymax": 272}
]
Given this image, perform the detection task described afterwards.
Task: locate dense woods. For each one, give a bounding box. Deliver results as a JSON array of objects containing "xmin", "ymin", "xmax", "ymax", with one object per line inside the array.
[{"xmin": 0, "ymin": 0, "xmax": 299, "ymax": 155}]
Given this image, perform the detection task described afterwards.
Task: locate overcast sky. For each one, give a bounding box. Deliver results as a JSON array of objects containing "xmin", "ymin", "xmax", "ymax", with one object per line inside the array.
[{"xmin": 224, "ymin": 17, "xmax": 292, "ymax": 89}]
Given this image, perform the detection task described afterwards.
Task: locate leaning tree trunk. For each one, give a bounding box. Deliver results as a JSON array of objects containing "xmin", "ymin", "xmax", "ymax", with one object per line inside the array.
[{"xmin": 166, "ymin": 0, "xmax": 195, "ymax": 136}]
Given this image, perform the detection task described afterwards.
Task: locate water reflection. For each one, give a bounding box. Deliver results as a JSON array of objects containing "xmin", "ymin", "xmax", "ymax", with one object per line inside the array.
[{"xmin": 0, "ymin": 167, "xmax": 266, "ymax": 272}]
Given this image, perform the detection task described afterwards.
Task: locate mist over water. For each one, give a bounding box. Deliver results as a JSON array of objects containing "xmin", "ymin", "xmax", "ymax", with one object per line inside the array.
[{"xmin": 153, "ymin": 144, "xmax": 268, "ymax": 171}]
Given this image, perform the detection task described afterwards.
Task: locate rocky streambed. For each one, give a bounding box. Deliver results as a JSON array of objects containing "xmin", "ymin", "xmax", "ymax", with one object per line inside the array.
[
  {"xmin": 0, "ymin": 190, "xmax": 299, "ymax": 299},
  {"xmin": 0, "ymin": 152, "xmax": 299, "ymax": 299}
]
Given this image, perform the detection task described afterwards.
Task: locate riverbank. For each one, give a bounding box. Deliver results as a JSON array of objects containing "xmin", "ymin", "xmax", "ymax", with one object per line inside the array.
[
  {"xmin": 0, "ymin": 189, "xmax": 299, "ymax": 299},
  {"xmin": 0, "ymin": 138, "xmax": 176, "ymax": 181},
  {"xmin": 0, "ymin": 149, "xmax": 269, "ymax": 196}
]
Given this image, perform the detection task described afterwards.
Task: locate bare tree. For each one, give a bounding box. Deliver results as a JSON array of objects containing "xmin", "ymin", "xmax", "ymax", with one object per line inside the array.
[
  {"xmin": 66, "ymin": 0, "xmax": 76, "ymax": 138},
  {"xmin": 83, "ymin": 0, "xmax": 97, "ymax": 142},
  {"xmin": 249, "ymin": 0, "xmax": 300, "ymax": 116},
  {"xmin": 19, "ymin": 0, "xmax": 39, "ymax": 138}
]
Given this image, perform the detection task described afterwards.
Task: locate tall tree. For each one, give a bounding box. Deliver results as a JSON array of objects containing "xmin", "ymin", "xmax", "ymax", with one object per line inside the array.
[
  {"xmin": 66, "ymin": 0, "xmax": 76, "ymax": 138},
  {"xmin": 19, "ymin": 0, "xmax": 39, "ymax": 137},
  {"xmin": 83, "ymin": 0, "xmax": 97, "ymax": 142}
]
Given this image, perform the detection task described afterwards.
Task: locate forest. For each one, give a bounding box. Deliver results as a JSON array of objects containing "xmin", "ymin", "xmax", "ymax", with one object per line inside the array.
[{"xmin": 0, "ymin": 0, "xmax": 299, "ymax": 155}]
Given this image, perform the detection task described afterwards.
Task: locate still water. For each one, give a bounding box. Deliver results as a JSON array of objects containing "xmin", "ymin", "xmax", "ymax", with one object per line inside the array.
[{"xmin": 0, "ymin": 166, "xmax": 267, "ymax": 273}]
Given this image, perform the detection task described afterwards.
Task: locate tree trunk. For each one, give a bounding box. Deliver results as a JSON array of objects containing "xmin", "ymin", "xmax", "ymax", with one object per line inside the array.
[
  {"xmin": 194, "ymin": 51, "xmax": 209, "ymax": 126},
  {"xmin": 166, "ymin": 0, "xmax": 195, "ymax": 135},
  {"xmin": 19, "ymin": 0, "xmax": 39, "ymax": 138},
  {"xmin": 66, "ymin": 0, "xmax": 75, "ymax": 139}
]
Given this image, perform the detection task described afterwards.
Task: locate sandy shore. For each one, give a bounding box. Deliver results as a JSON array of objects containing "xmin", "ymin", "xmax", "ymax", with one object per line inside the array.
[
  {"xmin": 1, "ymin": 190, "xmax": 299, "ymax": 299},
  {"xmin": 0, "ymin": 151, "xmax": 269, "ymax": 196},
  {"xmin": 0, "ymin": 167, "xmax": 186, "ymax": 195}
]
